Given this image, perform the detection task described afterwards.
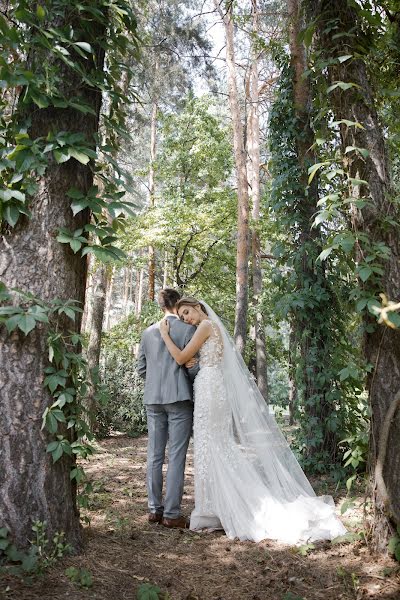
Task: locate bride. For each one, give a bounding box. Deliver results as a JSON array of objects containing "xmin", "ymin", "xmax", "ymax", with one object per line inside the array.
[{"xmin": 159, "ymin": 297, "xmax": 346, "ymax": 544}]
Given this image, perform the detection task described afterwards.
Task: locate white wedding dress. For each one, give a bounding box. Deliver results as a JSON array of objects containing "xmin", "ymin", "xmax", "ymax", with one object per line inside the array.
[{"xmin": 190, "ymin": 310, "xmax": 347, "ymax": 544}]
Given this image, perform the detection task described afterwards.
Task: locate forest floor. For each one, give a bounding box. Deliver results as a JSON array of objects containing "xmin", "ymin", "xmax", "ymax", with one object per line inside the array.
[{"xmin": 1, "ymin": 433, "xmax": 399, "ymax": 600}]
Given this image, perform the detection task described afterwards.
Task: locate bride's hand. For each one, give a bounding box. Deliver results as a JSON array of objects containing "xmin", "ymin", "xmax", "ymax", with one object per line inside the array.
[
  {"xmin": 185, "ymin": 357, "xmax": 197, "ymax": 369},
  {"xmin": 159, "ymin": 318, "xmax": 170, "ymax": 338}
]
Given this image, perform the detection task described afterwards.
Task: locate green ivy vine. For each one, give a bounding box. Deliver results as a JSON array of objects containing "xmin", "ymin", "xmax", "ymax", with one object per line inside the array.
[
  {"xmin": 0, "ymin": 0, "xmax": 139, "ymax": 259},
  {"xmin": 0, "ymin": 283, "xmax": 98, "ymax": 507},
  {"xmin": 268, "ymin": 50, "xmax": 367, "ymax": 475}
]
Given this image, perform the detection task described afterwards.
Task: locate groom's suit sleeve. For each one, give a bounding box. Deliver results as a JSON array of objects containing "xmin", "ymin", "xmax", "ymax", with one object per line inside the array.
[
  {"xmin": 137, "ymin": 336, "xmax": 146, "ymax": 379},
  {"xmin": 183, "ymin": 325, "xmax": 200, "ymax": 382}
]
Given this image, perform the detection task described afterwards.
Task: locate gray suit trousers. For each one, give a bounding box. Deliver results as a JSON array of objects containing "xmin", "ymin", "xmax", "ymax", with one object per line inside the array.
[{"xmin": 146, "ymin": 400, "xmax": 193, "ymax": 518}]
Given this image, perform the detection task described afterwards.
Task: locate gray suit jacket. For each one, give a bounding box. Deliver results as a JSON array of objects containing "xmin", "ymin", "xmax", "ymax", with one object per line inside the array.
[{"xmin": 137, "ymin": 316, "xmax": 199, "ymax": 405}]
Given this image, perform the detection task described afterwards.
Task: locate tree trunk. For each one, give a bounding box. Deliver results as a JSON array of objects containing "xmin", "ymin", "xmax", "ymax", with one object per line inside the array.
[
  {"xmin": 148, "ymin": 86, "xmax": 158, "ymax": 302},
  {"xmin": 129, "ymin": 266, "xmax": 135, "ymax": 315},
  {"xmin": 135, "ymin": 268, "xmax": 145, "ymax": 317},
  {"xmin": 247, "ymin": 0, "xmax": 268, "ymax": 400},
  {"xmin": 103, "ymin": 265, "xmax": 114, "ymax": 331},
  {"xmin": 163, "ymin": 250, "xmax": 169, "ymax": 288},
  {"xmin": 309, "ymin": 0, "xmax": 400, "ymax": 546},
  {"xmin": 85, "ymin": 264, "xmax": 108, "ymax": 433},
  {"xmin": 122, "ymin": 266, "xmax": 130, "ymax": 315},
  {"xmin": 215, "ymin": 0, "xmax": 250, "ymax": 355},
  {"xmin": 288, "ymin": 322, "xmax": 298, "ymax": 425},
  {"xmin": 81, "ymin": 253, "xmax": 95, "ymax": 334},
  {"xmin": 0, "ymin": 8, "xmax": 106, "ymax": 549}
]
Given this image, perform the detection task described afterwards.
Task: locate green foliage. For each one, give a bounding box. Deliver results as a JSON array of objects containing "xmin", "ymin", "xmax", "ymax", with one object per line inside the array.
[
  {"xmin": 98, "ymin": 350, "xmax": 146, "ymax": 438},
  {"xmin": 65, "ymin": 566, "xmax": 94, "ymax": 588},
  {"xmin": 137, "ymin": 583, "xmax": 170, "ymax": 600},
  {"xmin": 388, "ymin": 526, "xmax": 400, "ymax": 563},
  {"xmin": 296, "ymin": 543, "xmax": 315, "ymax": 556},
  {"xmin": 331, "ymin": 532, "xmax": 363, "ymax": 545},
  {"xmin": 306, "ymin": 4, "xmax": 400, "ymax": 329},
  {"xmin": 96, "ymin": 306, "xmax": 159, "ymax": 437},
  {"xmin": 341, "ymin": 427, "xmax": 369, "ymax": 471},
  {"xmin": 0, "ymin": 285, "xmax": 97, "ymax": 502},
  {"xmin": 122, "ymin": 95, "xmax": 237, "ymax": 319},
  {"xmin": 0, "ymin": 522, "xmax": 70, "ymax": 579},
  {"xmin": 0, "ymin": 0, "xmax": 139, "ymax": 259}
]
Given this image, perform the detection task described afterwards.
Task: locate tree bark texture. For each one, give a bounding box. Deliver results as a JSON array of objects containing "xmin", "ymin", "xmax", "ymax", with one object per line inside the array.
[
  {"xmin": 0, "ymin": 8, "xmax": 106, "ymax": 549},
  {"xmin": 309, "ymin": 0, "xmax": 400, "ymax": 546},
  {"xmin": 216, "ymin": 0, "xmax": 250, "ymax": 355},
  {"xmin": 247, "ymin": 0, "xmax": 268, "ymax": 400}
]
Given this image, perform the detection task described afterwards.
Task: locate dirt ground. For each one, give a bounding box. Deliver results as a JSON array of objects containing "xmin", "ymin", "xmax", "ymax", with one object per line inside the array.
[{"xmin": 1, "ymin": 434, "xmax": 399, "ymax": 600}]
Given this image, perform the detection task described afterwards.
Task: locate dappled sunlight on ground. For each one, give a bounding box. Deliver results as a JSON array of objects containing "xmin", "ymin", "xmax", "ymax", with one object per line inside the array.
[{"xmin": 1, "ymin": 434, "xmax": 399, "ymax": 600}]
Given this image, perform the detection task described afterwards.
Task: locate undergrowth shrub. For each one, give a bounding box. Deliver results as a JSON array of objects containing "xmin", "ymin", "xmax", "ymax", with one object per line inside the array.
[{"xmin": 96, "ymin": 302, "xmax": 161, "ymax": 437}]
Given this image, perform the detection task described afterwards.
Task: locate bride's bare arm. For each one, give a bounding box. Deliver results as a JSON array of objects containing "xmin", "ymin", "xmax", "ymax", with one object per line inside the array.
[{"xmin": 159, "ymin": 320, "xmax": 211, "ymax": 365}]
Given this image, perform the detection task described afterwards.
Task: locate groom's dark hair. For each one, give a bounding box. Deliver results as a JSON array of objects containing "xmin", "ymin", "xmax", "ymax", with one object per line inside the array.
[{"xmin": 158, "ymin": 288, "xmax": 181, "ymax": 311}]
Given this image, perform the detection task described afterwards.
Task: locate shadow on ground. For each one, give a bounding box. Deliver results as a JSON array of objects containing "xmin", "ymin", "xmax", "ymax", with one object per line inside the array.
[{"xmin": 1, "ymin": 435, "xmax": 399, "ymax": 600}]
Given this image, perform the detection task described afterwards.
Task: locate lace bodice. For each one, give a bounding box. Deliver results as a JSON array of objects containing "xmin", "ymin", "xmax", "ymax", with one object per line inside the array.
[{"xmin": 199, "ymin": 319, "xmax": 224, "ymax": 368}]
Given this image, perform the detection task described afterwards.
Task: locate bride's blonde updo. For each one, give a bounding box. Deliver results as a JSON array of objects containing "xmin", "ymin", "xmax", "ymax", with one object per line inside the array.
[{"xmin": 176, "ymin": 296, "xmax": 208, "ymax": 316}]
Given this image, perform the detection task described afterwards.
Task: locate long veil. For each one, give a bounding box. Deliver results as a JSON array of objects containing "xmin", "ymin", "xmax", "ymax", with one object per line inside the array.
[{"xmin": 200, "ymin": 301, "xmax": 346, "ymax": 542}]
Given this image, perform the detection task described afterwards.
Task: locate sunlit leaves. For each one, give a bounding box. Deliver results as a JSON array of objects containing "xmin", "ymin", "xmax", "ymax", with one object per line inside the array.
[
  {"xmin": 122, "ymin": 96, "xmax": 236, "ymax": 294},
  {"xmin": 326, "ymin": 81, "xmax": 361, "ymax": 93},
  {"xmin": 307, "ymin": 161, "xmax": 330, "ymax": 184},
  {"xmin": 337, "ymin": 54, "xmax": 352, "ymax": 63},
  {"xmin": 331, "ymin": 119, "xmax": 365, "ymax": 129},
  {"xmin": 344, "ymin": 146, "xmax": 369, "ymax": 159}
]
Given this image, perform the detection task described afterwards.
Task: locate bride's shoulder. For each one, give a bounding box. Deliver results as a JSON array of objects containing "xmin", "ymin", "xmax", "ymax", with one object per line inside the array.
[
  {"xmin": 198, "ymin": 318, "xmax": 211, "ymax": 327},
  {"xmin": 199, "ymin": 319, "xmax": 218, "ymax": 336},
  {"xmin": 197, "ymin": 319, "xmax": 213, "ymax": 333}
]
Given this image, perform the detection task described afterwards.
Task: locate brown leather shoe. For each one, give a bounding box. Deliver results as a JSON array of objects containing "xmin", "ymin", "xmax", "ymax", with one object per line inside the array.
[
  {"xmin": 162, "ymin": 516, "xmax": 189, "ymax": 529},
  {"xmin": 148, "ymin": 512, "xmax": 163, "ymax": 524}
]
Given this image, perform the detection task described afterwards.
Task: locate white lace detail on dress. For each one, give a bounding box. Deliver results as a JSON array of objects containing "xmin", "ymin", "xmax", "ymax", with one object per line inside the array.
[
  {"xmin": 190, "ymin": 310, "xmax": 347, "ymax": 544},
  {"xmin": 198, "ymin": 319, "xmax": 223, "ymax": 368}
]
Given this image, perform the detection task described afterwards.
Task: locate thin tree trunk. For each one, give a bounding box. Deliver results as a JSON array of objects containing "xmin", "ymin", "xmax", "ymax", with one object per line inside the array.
[
  {"xmin": 85, "ymin": 264, "xmax": 108, "ymax": 433},
  {"xmin": 215, "ymin": 0, "xmax": 250, "ymax": 355},
  {"xmin": 129, "ymin": 266, "xmax": 135, "ymax": 315},
  {"xmin": 309, "ymin": 0, "xmax": 400, "ymax": 547},
  {"xmin": 247, "ymin": 0, "xmax": 268, "ymax": 400},
  {"xmin": 148, "ymin": 74, "xmax": 158, "ymax": 302},
  {"xmin": 0, "ymin": 7, "xmax": 106, "ymax": 549},
  {"xmin": 135, "ymin": 268, "xmax": 145, "ymax": 317},
  {"xmin": 163, "ymin": 250, "xmax": 168, "ymax": 287},
  {"xmin": 103, "ymin": 266, "xmax": 114, "ymax": 331},
  {"xmin": 122, "ymin": 266, "xmax": 130, "ymax": 315},
  {"xmin": 288, "ymin": 322, "xmax": 298, "ymax": 425},
  {"xmin": 81, "ymin": 253, "xmax": 95, "ymax": 333},
  {"xmin": 134, "ymin": 267, "xmax": 140, "ymax": 313}
]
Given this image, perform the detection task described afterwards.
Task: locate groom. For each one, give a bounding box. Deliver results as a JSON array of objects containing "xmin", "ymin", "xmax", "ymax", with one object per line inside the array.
[{"xmin": 137, "ymin": 288, "xmax": 198, "ymax": 528}]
